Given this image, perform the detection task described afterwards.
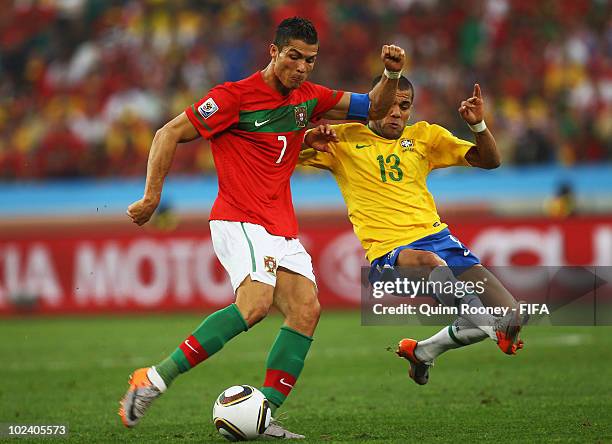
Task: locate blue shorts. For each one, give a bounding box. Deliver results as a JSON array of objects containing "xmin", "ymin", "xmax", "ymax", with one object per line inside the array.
[{"xmin": 369, "ymin": 228, "xmax": 480, "ymax": 284}]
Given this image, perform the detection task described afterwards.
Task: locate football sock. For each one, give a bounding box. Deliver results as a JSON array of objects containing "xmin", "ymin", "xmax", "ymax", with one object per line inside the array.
[
  {"xmin": 451, "ymin": 316, "xmax": 490, "ymax": 345},
  {"xmin": 154, "ymin": 358, "xmax": 180, "ymax": 388},
  {"xmin": 428, "ymin": 266, "xmax": 497, "ymax": 340},
  {"xmin": 261, "ymin": 325, "xmax": 313, "ymax": 415},
  {"xmin": 414, "ymin": 318, "xmax": 488, "ymax": 363},
  {"xmin": 156, "ymin": 303, "xmax": 248, "ymax": 387},
  {"xmin": 457, "ymin": 293, "xmax": 497, "ymax": 339}
]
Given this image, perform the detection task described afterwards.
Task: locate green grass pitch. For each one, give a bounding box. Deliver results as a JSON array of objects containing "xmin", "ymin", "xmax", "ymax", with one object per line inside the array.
[{"xmin": 1, "ymin": 311, "xmax": 611, "ymax": 443}]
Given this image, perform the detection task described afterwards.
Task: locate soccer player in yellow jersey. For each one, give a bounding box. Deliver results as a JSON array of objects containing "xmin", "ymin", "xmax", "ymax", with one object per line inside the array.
[{"xmin": 300, "ymin": 76, "xmax": 526, "ymax": 385}]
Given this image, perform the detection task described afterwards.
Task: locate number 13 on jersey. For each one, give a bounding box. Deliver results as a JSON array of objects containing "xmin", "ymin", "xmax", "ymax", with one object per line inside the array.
[{"xmin": 377, "ymin": 154, "xmax": 403, "ymax": 182}]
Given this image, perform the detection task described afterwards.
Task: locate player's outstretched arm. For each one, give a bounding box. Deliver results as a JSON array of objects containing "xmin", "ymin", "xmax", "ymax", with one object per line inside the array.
[
  {"xmin": 302, "ymin": 124, "xmax": 339, "ymax": 153},
  {"xmin": 461, "ymin": 84, "xmax": 501, "ymax": 169},
  {"xmin": 368, "ymin": 44, "xmax": 406, "ymax": 119},
  {"xmin": 322, "ymin": 44, "xmax": 405, "ymax": 121},
  {"xmin": 127, "ymin": 112, "xmax": 199, "ymax": 226}
]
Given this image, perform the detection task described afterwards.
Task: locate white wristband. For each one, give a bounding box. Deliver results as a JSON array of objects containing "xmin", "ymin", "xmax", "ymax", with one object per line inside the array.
[
  {"xmin": 468, "ymin": 120, "xmax": 487, "ymax": 133},
  {"xmin": 384, "ymin": 68, "xmax": 402, "ymax": 79}
]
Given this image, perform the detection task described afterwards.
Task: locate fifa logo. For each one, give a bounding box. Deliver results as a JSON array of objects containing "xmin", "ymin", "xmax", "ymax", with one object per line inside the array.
[{"xmin": 198, "ymin": 97, "xmax": 219, "ymax": 119}]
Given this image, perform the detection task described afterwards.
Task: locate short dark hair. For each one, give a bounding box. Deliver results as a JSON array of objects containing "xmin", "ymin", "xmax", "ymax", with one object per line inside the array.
[
  {"xmin": 372, "ymin": 75, "xmax": 415, "ymax": 102},
  {"xmin": 274, "ymin": 17, "xmax": 318, "ymax": 49}
]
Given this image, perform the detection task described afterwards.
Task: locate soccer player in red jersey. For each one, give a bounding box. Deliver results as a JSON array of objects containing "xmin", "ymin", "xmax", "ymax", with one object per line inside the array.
[{"xmin": 118, "ymin": 17, "xmax": 405, "ymax": 438}]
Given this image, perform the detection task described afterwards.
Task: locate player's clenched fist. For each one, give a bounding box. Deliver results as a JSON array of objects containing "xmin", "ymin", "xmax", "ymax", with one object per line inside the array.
[
  {"xmin": 381, "ymin": 44, "xmax": 406, "ymax": 73},
  {"xmin": 305, "ymin": 124, "xmax": 339, "ymax": 153},
  {"xmin": 127, "ymin": 198, "xmax": 159, "ymax": 226}
]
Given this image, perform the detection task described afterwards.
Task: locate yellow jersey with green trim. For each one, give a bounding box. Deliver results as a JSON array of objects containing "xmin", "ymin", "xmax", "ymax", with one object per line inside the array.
[{"xmin": 299, "ymin": 121, "xmax": 474, "ymax": 262}]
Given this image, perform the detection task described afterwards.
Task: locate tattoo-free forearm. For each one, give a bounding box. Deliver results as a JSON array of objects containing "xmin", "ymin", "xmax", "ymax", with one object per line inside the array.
[
  {"xmin": 468, "ymin": 129, "xmax": 501, "ymax": 169},
  {"xmin": 368, "ymin": 75, "xmax": 399, "ymax": 120},
  {"xmin": 301, "ymin": 128, "xmax": 314, "ymax": 150},
  {"xmin": 142, "ymin": 127, "xmax": 178, "ymax": 203}
]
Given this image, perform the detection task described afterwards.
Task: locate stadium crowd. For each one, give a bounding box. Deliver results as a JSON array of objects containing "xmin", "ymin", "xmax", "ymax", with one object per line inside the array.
[{"xmin": 0, "ymin": 0, "xmax": 610, "ymax": 179}]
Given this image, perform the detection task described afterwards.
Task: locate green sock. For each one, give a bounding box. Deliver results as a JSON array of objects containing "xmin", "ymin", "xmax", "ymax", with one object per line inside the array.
[
  {"xmin": 156, "ymin": 303, "xmax": 248, "ymax": 387},
  {"xmin": 155, "ymin": 356, "xmax": 180, "ymax": 386},
  {"xmin": 261, "ymin": 326, "xmax": 313, "ymax": 414}
]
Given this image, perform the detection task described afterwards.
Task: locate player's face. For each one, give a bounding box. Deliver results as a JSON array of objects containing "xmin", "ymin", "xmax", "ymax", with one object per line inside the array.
[
  {"xmin": 270, "ymin": 39, "xmax": 318, "ymax": 90},
  {"xmin": 371, "ymin": 89, "xmax": 413, "ymax": 139}
]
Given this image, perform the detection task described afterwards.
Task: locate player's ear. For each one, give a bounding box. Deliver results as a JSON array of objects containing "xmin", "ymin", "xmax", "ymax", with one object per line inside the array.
[{"xmin": 270, "ymin": 44, "xmax": 278, "ymax": 60}]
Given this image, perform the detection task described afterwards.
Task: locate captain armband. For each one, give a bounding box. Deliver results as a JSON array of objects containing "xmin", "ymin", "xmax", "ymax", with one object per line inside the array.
[{"xmin": 347, "ymin": 93, "xmax": 371, "ymax": 121}]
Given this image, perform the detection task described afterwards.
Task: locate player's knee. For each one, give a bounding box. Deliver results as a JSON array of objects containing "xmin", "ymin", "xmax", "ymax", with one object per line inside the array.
[
  {"xmin": 287, "ymin": 292, "xmax": 320, "ymax": 332},
  {"xmin": 237, "ymin": 304, "xmax": 270, "ymax": 327},
  {"xmin": 295, "ymin": 300, "xmax": 320, "ymax": 333},
  {"xmin": 247, "ymin": 302, "xmax": 271, "ymax": 326},
  {"xmin": 303, "ymin": 298, "xmax": 321, "ymax": 328},
  {"xmin": 235, "ymin": 284, "xmax": 274, "ymax": 327}
]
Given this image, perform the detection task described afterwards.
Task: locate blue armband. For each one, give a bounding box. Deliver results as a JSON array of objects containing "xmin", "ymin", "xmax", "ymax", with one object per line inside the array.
[{"xmin": 347, "ymin": 93, "xmax": 370, "ymax": 121}]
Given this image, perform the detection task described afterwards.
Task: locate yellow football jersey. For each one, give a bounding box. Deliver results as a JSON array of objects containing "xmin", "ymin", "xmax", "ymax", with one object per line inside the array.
[{"xmin": 299, "ymin": 121, "xmax": 474, "ymax": 262}]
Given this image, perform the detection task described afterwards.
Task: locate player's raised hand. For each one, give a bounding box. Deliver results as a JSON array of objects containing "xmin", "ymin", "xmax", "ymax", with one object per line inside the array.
[
  {"xmin": 304, "ymin": 124, "xmax": 339, "ymax": 153},
  {"xmin": 458, "ymin": 83, "xmax": 485, "ymax": 125},
  {"xmin": 381, "ymin": 45, "xmax": 406, "ymax": 73},
  {"xmin": 127, "ymin": 197, "xmax": 159, "ymax": 226}
]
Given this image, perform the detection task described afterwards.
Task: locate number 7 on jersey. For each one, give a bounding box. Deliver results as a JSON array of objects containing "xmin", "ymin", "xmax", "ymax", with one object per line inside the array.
[{"xmin": 276, "ymin": 135, "xmax": 287, "ymax": 164}]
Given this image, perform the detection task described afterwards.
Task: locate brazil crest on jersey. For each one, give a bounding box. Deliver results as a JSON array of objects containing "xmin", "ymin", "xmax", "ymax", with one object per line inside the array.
[
  {"xmin": 185, "ymin": 72, "xmax": 343, "ymax": 237},
  {"xmin": 299, "ymin": 122, "xmax": 474, "ymax": 261}
]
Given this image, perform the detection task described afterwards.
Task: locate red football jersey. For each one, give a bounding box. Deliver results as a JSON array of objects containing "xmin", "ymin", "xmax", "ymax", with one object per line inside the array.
[{"xmin": 185, "ymin": 71, "xmax": 344, "ymax": 237}]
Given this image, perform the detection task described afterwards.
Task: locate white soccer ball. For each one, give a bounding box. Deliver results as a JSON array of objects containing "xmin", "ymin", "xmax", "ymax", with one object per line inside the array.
[{"xmin": 212, "ymin": 385, "xmax": 271, "ymax": 441}]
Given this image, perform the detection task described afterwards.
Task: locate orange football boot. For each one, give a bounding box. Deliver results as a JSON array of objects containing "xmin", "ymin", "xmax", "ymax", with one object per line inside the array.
[
  {"xmin": 118, "ymin": 367, "xmax": 165, "ymax": 427},
  {"xmin": 396, "ymin": 339, "xmax": 431, "ymax": 385},
  {"xmin": 494, "ymin": 303, "xmax": 528, "ymax": 355}
]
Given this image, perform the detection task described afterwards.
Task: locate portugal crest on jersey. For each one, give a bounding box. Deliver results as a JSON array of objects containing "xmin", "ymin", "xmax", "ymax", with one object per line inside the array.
[
  {"xmin": 263, "ymin": 256, "xmax": 277, "ymax": 275},
  {"xmin": 294, "ymin": 106, "xmax": 307, "ymax": 128}
]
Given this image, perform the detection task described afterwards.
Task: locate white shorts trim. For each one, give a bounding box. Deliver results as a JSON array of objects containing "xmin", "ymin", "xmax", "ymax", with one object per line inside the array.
[{"xmin": 210, "ymin": 220, "xmax": 316, "ymax": 292}]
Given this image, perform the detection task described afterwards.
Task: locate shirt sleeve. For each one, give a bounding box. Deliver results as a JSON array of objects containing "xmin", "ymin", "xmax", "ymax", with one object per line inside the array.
[
  {"xmin": 298, "ymin": 147, "xmax": 336, "ymax": 171},
  {"xmin": 428, "ymin": 124, "xmax": 474, "ymax": 170},
  {"xmin": 309, "ymin": 84, "xmax": 345, "ymax": 123},
  {"xmin": 184, "ymin": 83, "xmax": 239, "ymax": 139}
]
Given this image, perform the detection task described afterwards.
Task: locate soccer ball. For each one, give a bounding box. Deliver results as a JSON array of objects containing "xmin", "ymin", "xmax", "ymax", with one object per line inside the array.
[{"xmin": 212, "ymin": 385, "xmax": 271, "ymax": 441}]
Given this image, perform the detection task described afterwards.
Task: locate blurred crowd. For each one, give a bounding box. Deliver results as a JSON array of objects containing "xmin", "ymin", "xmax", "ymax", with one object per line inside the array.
[{"xmin": 0, "ymin": 0, "xmax": 610, "ymax": 179}]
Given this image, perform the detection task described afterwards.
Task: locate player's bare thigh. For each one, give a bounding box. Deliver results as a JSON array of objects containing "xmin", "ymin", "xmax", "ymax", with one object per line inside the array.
[
  {"xmin": 234, "ymin": 276, "xmax": 274, "ymax": 327},
  {"xmin": 394, "ymin": 248, "xmax": 447, "ymax": 281},
  {"xmin": 272, "ymin": 267, "xmax": 320, "ymax": 337},
  {"xmin": 396, "ymin": 249, "xmax": 446, "ymax": 267}
]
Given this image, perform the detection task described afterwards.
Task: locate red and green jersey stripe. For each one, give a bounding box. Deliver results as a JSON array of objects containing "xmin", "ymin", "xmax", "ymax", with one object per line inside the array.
[
  {"xmin": 189, "ymin": 104, "xmax": 213, "ymax": 132},
  {"xmin": 237, "ymin": 98, "xmax": 318, "ymax": 133}
]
